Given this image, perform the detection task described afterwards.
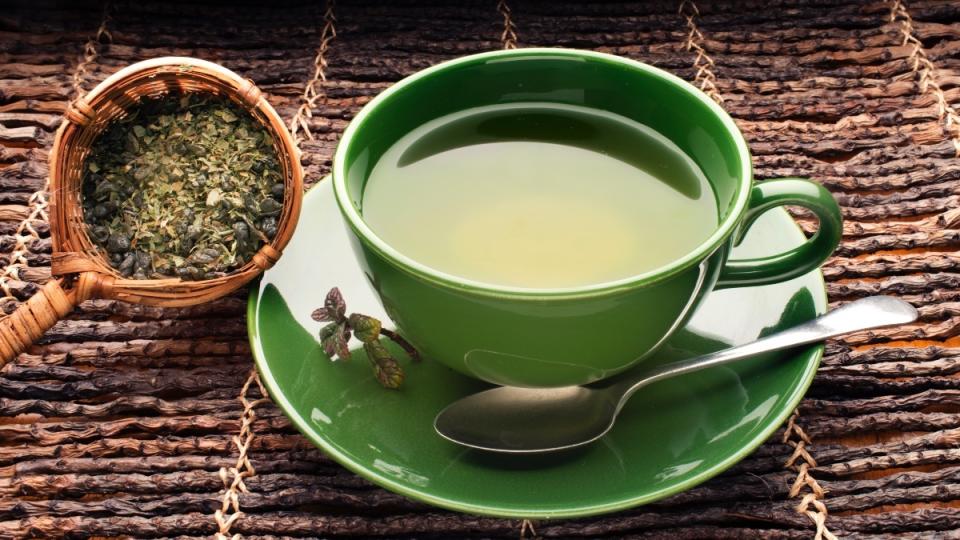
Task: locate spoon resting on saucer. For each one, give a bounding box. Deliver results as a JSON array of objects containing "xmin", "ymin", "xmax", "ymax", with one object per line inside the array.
[{"xmin": 434, "ymin": 296, "xmax": 918, "ymax": 454}]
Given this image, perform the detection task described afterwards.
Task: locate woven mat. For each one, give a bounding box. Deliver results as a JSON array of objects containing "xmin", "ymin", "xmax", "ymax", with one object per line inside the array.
[{"xmin": 3, "ymin": 0, "xmax": 960, "ymax": 537}]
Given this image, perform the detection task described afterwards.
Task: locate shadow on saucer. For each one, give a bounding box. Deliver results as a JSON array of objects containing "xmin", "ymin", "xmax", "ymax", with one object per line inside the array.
[{"xmin": 459, "ymin": 445, "xmax": 592, "ymax": 470}]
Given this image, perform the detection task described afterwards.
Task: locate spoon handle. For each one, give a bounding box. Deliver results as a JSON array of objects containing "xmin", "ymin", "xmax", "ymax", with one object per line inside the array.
[{"xmin": 618, "ymin": 296, "xmax": 918, "ymax": 402}]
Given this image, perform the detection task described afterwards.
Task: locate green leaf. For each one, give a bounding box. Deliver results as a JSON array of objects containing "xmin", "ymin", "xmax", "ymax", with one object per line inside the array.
[
  {"xmin": 348, "ymin": 313, "xmax": 381, "ymax": 343},
  {"xmin": 364, "ymin": 340, "xmax": 404, "ymax": 389},
  {"xmin": 324, "ymin": 287, "xmax": 347, "ymax": 322},
  {"xmin": 320, "ymin": 322, "xmax": 351, "ymax": 360},
  {"xmin": 321, "ymin": 333, "xmax": 337, "ymax": 358},
  {"xmin": 132, "ymin": 125, "xmax": 146, "ymax": 138},
  {"xmin": 318, "ymin": 322, "xmax": 337, "ymax": 341}
]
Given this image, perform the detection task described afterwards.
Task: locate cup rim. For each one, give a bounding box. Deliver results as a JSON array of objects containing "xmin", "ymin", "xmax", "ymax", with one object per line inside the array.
[{"xmin": 333, "ymin": 48, "xmax": 752, "ymax": 300}]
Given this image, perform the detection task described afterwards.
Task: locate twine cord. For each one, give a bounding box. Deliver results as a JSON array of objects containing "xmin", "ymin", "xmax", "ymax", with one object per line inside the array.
[
  {"xmin": 288, "ymin": 0, "xmax": 337, "ymax": 144},
  {"xmin": 72, "ymin": 1, "xmax": 113, "ymax": 99},
  {"xmin": 0, "ymin": 1, "xmax": 112, "ymax": 309},
  {"xmin": 782, "ymin": 412, "xmax": 838, "ymax": 540},
  {"xmin": 0, "ymin": 193, "xmax": 49, "ymax": 302},
  {"xmin": 497, "ymin": 0, "xmax": 518, "ymax": 50},
  {"xmin": 678, "ymin": 0, "xmax": 723, "ymax": 104},
  {"xmin": 520, "ymin": 519, "xmax": 539, "ymax": 539},
  {"xmin": 890, "ymin": 0, "xmax": 960, "ymax": 156},
  {"xmin": 215, "ymin": 370, "xmax": 270, "ymax": 540}
]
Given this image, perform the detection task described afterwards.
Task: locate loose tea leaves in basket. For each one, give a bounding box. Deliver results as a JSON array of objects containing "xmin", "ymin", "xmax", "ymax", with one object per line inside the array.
[{"xmin": 81, "ymin": 93, "xmax": 285, "ymax": 280}]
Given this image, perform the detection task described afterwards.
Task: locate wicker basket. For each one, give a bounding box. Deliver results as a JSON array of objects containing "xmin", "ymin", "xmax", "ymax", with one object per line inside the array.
[{"xmin": 0, "ymin": 57, "xmax": 303, "ymax": 364}]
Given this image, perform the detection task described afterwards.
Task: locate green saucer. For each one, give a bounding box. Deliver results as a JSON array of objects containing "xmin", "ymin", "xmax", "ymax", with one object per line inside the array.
[{"xmin": 248, "ymin": 178, "xmax": 826, "ymax": 519}]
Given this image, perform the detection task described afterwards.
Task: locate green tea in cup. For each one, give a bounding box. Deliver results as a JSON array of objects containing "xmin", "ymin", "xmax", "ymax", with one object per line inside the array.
[{"xmin": 361, "ymin": 103, "xmax": 717, "ymax": 289}]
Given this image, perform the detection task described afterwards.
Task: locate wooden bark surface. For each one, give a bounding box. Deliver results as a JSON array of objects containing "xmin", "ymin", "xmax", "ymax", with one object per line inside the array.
[{"xmin": 4, "ymin": 0, "xmax": 960, "ymax": 537}]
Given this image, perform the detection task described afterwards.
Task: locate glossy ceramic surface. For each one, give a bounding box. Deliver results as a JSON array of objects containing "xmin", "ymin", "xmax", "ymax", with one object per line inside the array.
[
  {"xmin": 248, "ymin": 180, "xmax": 827, "ymax": 518},
  {"xmin": 332, "ymin": 48, "xmax": 841, "ymax": 387}
]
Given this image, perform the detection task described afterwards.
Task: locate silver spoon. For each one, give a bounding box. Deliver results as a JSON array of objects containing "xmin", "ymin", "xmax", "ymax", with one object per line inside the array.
[{"xmin": 434, "ymin": 296, "xmax": 918, "ymax": 454}]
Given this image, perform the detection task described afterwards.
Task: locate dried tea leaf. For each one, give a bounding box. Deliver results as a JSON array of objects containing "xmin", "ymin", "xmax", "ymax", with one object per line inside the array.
[
  {"xmin": 364, "ymin": 340, "xmax": 405, "ymax": 389},
  {"xmin": 348, "ymin": 313, "xmax": 381, "ymax": 343},
  {"xmin": 259, "ymin": 198, "xmax": 283, "ymax": 216},
  {"xmin": 218, "ymin": 109, "xmax": 238, "ymax": 123},
  {"xmin": 319, "ymin": 322, "xmax": 337, "ymax": 341},
  {"xmin": 206, "ymin": 188, "xmax": 222, "ymax": 207}
]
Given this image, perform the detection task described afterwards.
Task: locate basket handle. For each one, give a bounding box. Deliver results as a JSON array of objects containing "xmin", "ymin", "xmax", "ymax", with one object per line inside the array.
[{"xmin": 0, "ymin": 279, "xmax": 78, "ymax": 367}]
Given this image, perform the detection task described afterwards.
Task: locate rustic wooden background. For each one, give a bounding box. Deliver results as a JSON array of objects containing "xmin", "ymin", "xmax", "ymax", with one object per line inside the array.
[{"xmin": 4, "ymin": 0, "xmax": 960, "ymax": 538}]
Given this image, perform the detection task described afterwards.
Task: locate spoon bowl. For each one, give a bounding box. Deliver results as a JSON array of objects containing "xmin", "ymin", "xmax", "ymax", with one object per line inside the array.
[{"xmin": 434, "ymin": 386, "xmax": 618, "ymax": 453}]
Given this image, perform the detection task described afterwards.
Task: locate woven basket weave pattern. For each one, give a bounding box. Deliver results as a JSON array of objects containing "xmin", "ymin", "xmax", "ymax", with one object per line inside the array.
[
  {"xmin": 51, "ymin": 58, "xmax": 303, "ymax": 304},
  {"xmin": 0, "ymin": 57, "xmax": 303, "ymax": 363}
]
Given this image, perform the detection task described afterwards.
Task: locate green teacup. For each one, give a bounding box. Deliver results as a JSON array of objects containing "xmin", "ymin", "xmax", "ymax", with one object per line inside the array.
[{"xmin": 332, "ymin": 48, "xmax": 841, "ymax": 388}]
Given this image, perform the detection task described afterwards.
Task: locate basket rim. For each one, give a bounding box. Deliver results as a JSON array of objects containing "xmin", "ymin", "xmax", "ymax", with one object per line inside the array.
[
  {"xmin": 83, "ymin": 56, "xmax": 255, "ymax": 103},
  {"xmin": 48, "ymin": 56, "xmax": 304, "ymax": 300}
]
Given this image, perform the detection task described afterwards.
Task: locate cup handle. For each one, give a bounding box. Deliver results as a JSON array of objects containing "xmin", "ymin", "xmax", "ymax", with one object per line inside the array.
[{"xmin": 715, "ymin": 177, "xmax": 842, "ymax": 289}]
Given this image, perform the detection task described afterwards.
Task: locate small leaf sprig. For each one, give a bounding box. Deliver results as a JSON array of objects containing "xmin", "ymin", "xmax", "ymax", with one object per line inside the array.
[{"xmin": 311, "ymin": 287, "xmax": 420, "ymax": 389}]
